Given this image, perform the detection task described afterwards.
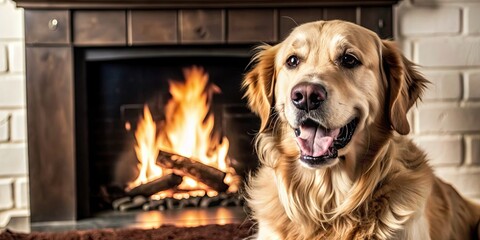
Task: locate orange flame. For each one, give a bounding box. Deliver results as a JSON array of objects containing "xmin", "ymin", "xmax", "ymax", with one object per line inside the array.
[{"xmin": 128, "ymin": 66, "xmax": 236, "ymax": 197}]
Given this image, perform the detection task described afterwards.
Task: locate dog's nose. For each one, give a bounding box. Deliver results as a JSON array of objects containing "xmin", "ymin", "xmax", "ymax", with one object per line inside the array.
[{"xmin": 291, "ymin": 83, "xmax": 327, "ymax": 111}]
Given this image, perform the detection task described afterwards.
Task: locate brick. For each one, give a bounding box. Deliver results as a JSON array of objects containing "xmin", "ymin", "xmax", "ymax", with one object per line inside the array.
[
  {"xmin": 0, "ymin": 143, "xmax": 27, "ymax": 176},
  {"xmin": 0, "ymin": 44, "xmax": 7, "ymax": 72},
  {"xmin": 0, "ymin": 75, "xmax": 25, "ymax": 107},
  {"xmin": 0, "ymin": 112, "xmax": 9, "ymax": 142},
  {"xmin": 422, "ymin": 71, "xmax": 462, "ymax": 101},
  {"xmin": 14, "ymin": 177, "xmax": 28, "ymax": 208},
  {"xmin": 7, "ymin": 42, "xmax": 24, "ymax": 73},
  {"xmin": 467, "ymin": 6, "xmax": 480, "ymax": 35},
  {"xmin": 0, "ymin": 0, "xmax": 24, "ymax": 39},
  {"xmin": 0, "ymin": 178, "xmax": 13, "ymax": 210},
  {"xmin": 467, "ymin": 72, "xmax": 480, "ymax": 100},
  {"xmin": 400, "ymin": 40, "xmax": 413, "ymax": 62},
  {"xmin": 433, "ymin": 166, "xmax": 480, "ymax": 197},
  {"xmin": 400, "ymin": 7, "xmax": 460, "ymax": 36},
  {"xmin": 414, "ymin": 135, "xmax": 463, "ymax": 166},
  {"xmin": 418, "ymin": 103, "xmax": 480, "ymax": 133},
  {"xmin": 468, "ymin": 136, "xmax": 480, "ymax": 165},
  {"xmin": 10, "ymin": 110, "xmax": 25, "ymax": 142},
  {"xmin": 415, "ymin": 38, "xmax": 480, "ymax": 67}
]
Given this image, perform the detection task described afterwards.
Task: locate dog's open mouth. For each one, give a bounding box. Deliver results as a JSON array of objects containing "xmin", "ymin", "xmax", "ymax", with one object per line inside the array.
[{"xmin": 294, "ymin": 118, "xmax": 358, "ymax": 166}]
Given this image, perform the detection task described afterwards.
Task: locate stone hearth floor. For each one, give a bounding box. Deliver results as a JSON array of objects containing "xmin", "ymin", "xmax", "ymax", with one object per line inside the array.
[{"xmin": 2, "ymin": 206, "xmax": 248, "ymax": 233}]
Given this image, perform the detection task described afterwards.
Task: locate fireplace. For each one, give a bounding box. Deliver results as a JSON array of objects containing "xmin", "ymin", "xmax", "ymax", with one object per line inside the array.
[
  {"xmin": 17, "ymin": 0, "xmax": 396, "ymax": 223},
  {"xmin": 79, "ymin": 46, "xmax": 258, "ymax": 214}
]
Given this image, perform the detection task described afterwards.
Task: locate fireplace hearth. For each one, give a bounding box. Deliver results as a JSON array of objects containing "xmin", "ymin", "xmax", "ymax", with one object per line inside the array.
[{"xmin": 17, "ymin": 0, "xmax": 397, "ymax": 223}]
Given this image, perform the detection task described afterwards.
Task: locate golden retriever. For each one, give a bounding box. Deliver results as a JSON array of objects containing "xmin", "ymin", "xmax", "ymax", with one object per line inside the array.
[{"xmin": 242, "ymin": 20, "xmax": 480, "ymax": 240}]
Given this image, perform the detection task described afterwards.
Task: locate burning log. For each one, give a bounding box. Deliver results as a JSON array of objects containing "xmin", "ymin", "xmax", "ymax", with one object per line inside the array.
[
  {"xmin": 156, "ymin": 151, "xmax": 229, "ymax": 193},
  {"xmin": 126, "ymin": 173, "xmax": 183, "ymax": 198}
]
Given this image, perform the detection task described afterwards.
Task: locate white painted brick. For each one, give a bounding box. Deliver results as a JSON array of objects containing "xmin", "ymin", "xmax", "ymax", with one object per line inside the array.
[
  {"xmin": 467, "ymin": 6, "xmax": 480, "ymax": 35},
  {"xmin": 0, "ymin": 111, "xmax": 9, "ymax": 142},
  {"xmin": 433, "ymin": 166, "xmax": 480, "ymax": 198},
  {"xmin": 0, "ymin": 75, "xmax": 25, "ymax": 107},
  {"xmin": 400, "ymin": 7, "xmax": 460, "ymax": 36},
  {"xmin": 400, "ymin": 40, "xmax": 413, "ymax": 61},
  {"xmin": 14, "ymin": 177, "xmax": 28, "ymax": 208},
  {"xmin": 10, "ymin": 110, "xmax": 25, "ymax": 141},
  {"xmin": 0, "ymin": 44, "xmax": 7, "ymax": 72},
  {"xmin": 7, "ymin": 42, "xmax": 24, "ymax": 73},
  {"xmin": 469, "ymin": 135, "xmax": 480, "ymax": 165},
  {"xmin": 415, "ymin": 38, "xmax": 480, "ymax": 67},
  {"xmin": 0, "ymin": 143, "xmax": 27, "ymax": 176},
  {"xmin": 422, "ymin": 71, "xmax": 462, "ymax": 101},
  {"xmin": 466, "ymin": 72, "xmax": 480, "ymax": 100},
  {"xmin": 414, "ymin": 135, "xmax": 463, "ymax": 166},
  {"xmin": 0, "ymin": 0, "xmax": 24, "ymax": 39},
  {"xmin": 0, "ymin": 178, "xmax": 14, "ymax": 210},
  {"xmin": 418, "ymin": 103, "xmax": 480, "ymax": 133}
]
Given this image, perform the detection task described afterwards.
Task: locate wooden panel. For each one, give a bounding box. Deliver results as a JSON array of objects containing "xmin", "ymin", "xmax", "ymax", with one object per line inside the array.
[
  {"xmin": 129, "ymin": 10, "xmax": 177, "ymax": 45},
  {"xmin": 180, "ymin": 9, "xmax": 224, "ymax": 43},
  {"xmin": 228, "ymin": 9, "xmax": 275, "ymax": 43},
  {"xmin": 323, "ymin": 7, "xmax": 357, "ymax": 23},
  {"xmin": 26, "ymin": 47, "xmax": 75, "ymax": 222},
  {"xmin": 14, "ymin": 0, "xmax": 401, "ymax": 9},
  {"xmin": 279, "ymin": 8, "xmax": 322, "ymax": 40},
  {"xmin": 360, "ymin": 7, "xmax": 392, "ymax": 39},
  {"xmin": 25, "ymin": 10, "xmax": 70, "ymax": 44},
  {"xmin": 73, "ymin": 10, "xmax": 126, "ymax": 45}
]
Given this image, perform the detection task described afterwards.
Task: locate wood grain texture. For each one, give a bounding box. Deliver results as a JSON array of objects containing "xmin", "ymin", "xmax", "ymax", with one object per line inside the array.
[
  {"xmin": 360, "ymin": 7, "xmax": 393, "ymax": 39},
  {"xmin": 180, "ymin": 9, "xmax": 224, "ymax": 43},
  {"xmin": 14, "ymin": 0, "xmax": 400, "ymax": 10},
  {"xmin": 279, "ymin": 8, "xmax": 323, "ymax": 40},
  {"xmin": 73, "ymin": 10, "xmax": 126, "ymax": 45},
  {"xmin": 228, "ymin": 9, "xmax": 276, "ymax": 43},
  {"xmin": 129, "ymin": 10, "xmax": 177, "ymax": 45},
  {"xmin": 25, "ymin": 10, "xmax": 70, "ymax": 44},
  {"xmin": 26, "ymin": 47, "xmax": 75, "ymax": 222},
  {"xmin": 323, "ymin": 7, "xmax": 357, "ymax": 23}
]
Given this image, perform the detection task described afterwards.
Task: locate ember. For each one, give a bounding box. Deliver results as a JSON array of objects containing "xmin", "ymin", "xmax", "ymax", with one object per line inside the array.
[{"xmin": 126, "ymin": 66, "xmax": 240, "ymax": 202}]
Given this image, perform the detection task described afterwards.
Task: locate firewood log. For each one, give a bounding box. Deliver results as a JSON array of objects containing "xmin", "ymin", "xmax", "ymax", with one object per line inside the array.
[
  {"xmin": 126, "ymin": 173, "xmax": 183, "ymax": 197},
  {"xmin": 156, "ymin": 151, "xmax": 229, "ymax": 192}
]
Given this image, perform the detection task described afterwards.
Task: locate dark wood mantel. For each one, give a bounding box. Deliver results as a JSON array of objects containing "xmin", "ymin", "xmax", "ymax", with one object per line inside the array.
[
  {"xmin": 15, "ymin": 0, "xmax": 399, "ymax": 9},
  {"xmin": 15, "ymin": 0, "xmax": 399, "ymax": 223}
]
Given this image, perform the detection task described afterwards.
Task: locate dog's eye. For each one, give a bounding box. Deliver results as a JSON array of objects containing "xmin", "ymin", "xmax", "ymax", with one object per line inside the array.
[
  {"xmin": 286, "ymin": 55, "xmax": 300, "ymax": 69},
  {"xmin": 340, "ymin": 54, "xmax": 360, "ymax": 69}
]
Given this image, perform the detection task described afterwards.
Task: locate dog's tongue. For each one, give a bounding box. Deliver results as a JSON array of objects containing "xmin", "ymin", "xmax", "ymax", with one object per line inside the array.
[{"xmin": 295, "ymin": 122, "xmax": 340, "ymax": 157}]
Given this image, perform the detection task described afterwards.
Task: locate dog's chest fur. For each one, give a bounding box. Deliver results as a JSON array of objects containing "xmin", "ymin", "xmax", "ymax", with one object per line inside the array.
[{"xmin": 247, "ymin": 136, "xmax": 436, "ymax": 240}]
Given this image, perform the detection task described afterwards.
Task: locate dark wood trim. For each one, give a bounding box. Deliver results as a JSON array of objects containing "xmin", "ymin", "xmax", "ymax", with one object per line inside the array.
[
  {"xmin": 26, "ymin": 46, "xmax": 75, "ymax": 222},
  {"xmin": 14, "ymin": 0, "xmax": 399, "ymax": 9}
]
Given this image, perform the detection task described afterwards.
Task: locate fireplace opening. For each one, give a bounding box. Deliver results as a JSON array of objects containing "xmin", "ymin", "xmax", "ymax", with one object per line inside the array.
[{"xmin": 76, "ymin": 46, "xmax": 260, "ymax": 216}]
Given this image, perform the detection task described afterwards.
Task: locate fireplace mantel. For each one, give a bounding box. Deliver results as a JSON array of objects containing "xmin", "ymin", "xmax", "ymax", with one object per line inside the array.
[
  {"xmin": 15, "ymin": 0, "xmax": 398, "ymax": 223},
  {"xmin": 15, "ymin": 0, "xmax": 399, "ymax": 9}
]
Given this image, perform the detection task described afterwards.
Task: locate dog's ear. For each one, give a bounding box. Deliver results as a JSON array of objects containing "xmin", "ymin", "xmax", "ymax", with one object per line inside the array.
[
  {"xmin": 242, "ymin": 45, "xmax": 278, "ymax": 132},
  {"xmin": 382, "ymin": 40, "xmax": 429, "ymax": 135}
]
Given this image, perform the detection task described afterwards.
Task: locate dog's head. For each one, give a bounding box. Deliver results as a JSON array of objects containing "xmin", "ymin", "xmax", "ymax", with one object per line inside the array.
[{"xmin": 243, "ymin": 20, "xmax": 428, "ymax": 169}]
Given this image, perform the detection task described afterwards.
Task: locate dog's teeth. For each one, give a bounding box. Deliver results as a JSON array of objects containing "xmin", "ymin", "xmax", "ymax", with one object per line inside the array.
[{"xmin": 294, "ymin": 129, "xmax": 301, "ymax": 137}]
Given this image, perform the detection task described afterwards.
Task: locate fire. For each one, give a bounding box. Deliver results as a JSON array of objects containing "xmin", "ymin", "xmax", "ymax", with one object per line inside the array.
[{"xmin": 128, "ymin": 66, "xmax": 236, "ymax": 197}]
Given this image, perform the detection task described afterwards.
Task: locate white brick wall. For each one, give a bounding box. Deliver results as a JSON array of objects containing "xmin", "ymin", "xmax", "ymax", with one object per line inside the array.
[
  {"xmin": 466, "ymin": 72, "xmax": 480, "ymax": 100},
  {"xmin": 422, "ymin": 71, "xmax": 462, "ymax": 101},
  {"xmin": 398, "ymin": 0, "xmax": 480, "ymax": 200},
  {"xmin": 0, "ymin": 0, "xmax": 29, "ymax": 227}
]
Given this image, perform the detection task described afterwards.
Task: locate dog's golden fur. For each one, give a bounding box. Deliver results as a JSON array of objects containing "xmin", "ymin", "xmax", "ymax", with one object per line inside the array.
[{"xmin": 243, "ymin": 20, "xmax": 480, "ymax": 240}]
